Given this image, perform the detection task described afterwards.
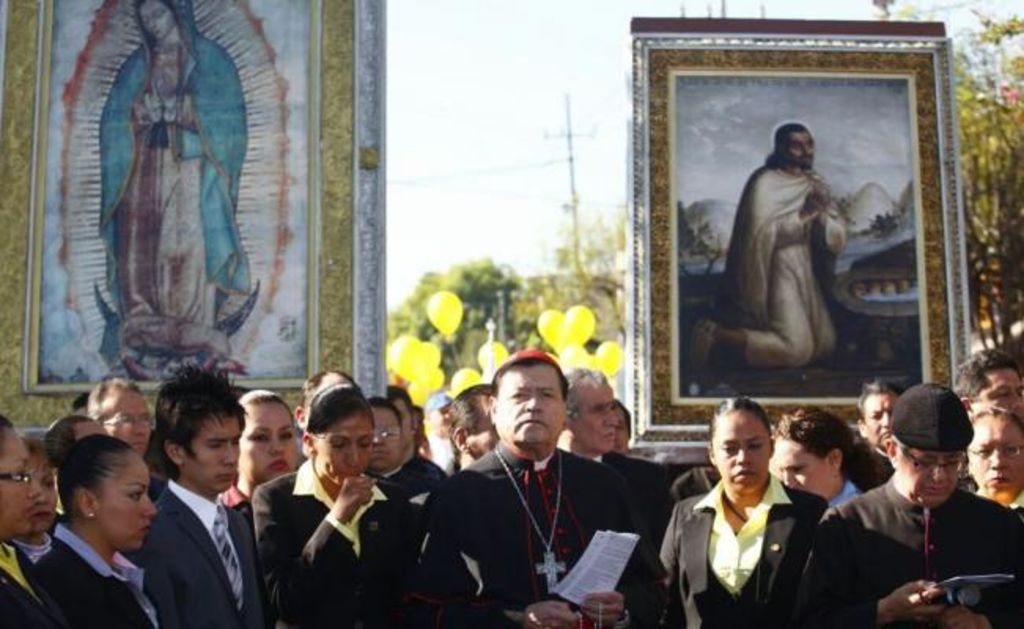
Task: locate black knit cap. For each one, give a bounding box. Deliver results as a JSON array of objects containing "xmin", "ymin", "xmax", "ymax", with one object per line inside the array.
[{"xmin": 891, "ymin": 383, "xmax": 973, "ymax": 452}]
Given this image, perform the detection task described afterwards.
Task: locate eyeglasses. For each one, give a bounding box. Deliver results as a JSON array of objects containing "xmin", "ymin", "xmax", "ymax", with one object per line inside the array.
[
  {"xmin": 101, "ymin": 413, "xmax": 154, "ymax": 429},
  {"xmin": 310, "ymin": 433, "xmax": 372, "ymax": 450},
  {"xmin": 968, "ymin": 445, "xmax": 1024, "ymax": 461},
  {"xmin": 900, "ymin": 447, "xmax": 965, "ymax": 477},
  {"xmin": 373, "ymin": 429, "xmax": 400, "ymax": 442},
  {"xmin": 0, "ymin": 472, "xmax": 32, "ymax": 484}
]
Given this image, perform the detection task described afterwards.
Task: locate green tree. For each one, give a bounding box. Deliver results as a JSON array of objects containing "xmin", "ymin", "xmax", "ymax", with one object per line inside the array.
[
  {"xmin": 956, "ymin": 16, "xmax": 1024, "ymax": 353},
  {"xmin": 388, "ymin": 205, "xmax": 628, "ymax": 379},
  {"xmin": 387, "ymin": 259, "xmax": 522, "ymax": 376}
]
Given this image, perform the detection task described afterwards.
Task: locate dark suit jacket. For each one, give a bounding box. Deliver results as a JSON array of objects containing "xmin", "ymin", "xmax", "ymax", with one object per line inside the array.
[
  {"xmin": 34, "ymin": 537, "xmax": 159, "ymax": 629},
  {"xmin": 602, "ymin": 452, "xmax": 672, "ymax": 544},
  {"xmin": 660, "ymin": 485, "xmax": 827, "ymax": 628},
  {"xmin": 253, "ymin": 473, "xmax": 415, "ymax": 628},
  {"xmin": 134, "ymin": 487, "xmax": 267, "ymax": 629},
  {"xmin": 0, "ymin": 546, "xmax": 69, "ymax": 629}
]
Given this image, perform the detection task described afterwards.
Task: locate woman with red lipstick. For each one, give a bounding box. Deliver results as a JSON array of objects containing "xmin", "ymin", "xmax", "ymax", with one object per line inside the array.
[
  {"xmin": 660, "ymin": 397, "xmax": 827, "ymax": 628},
  {"xmin": 11, "ymin": 438, "xmax": 58, "ymax": 563},
  {"xmin": 33, "ymin": 435, "xmax": 164, "ymax": 629},
  {"xmin": 223, "ymin": 389, "xmax": 298, "ymax": 528},
  {"xmin": 968, "ymin": 408, "xmax": 1024, "ymax": 521}
]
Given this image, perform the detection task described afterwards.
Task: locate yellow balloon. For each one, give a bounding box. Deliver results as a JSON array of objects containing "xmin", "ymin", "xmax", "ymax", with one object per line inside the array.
[
  {"xmin": 450, "ymin": 367, "xmax": 483, "ymax": 397},
  {"xmin": 559, "ymin": 345, "xmax": 589, "ymax": 369},
  {"xmin": 391, "ymin": 335, "xmax": 422, "ymax": 382},
  {"xmin": 420, "ymin": 341, "xmax": 442, "ymax": 369},
  {"xmin": 537, "ymin": 309, "xmax": 565, "ymax": 350},
  {"xmin": 407, "ymin": 381, "xmax": 429, "ymax": 407},
  {"xmin": 423, "ymin": 366, "xmax": 445, "ymax": 392},
  {"xmin": 410, "ymin": 341, "xmax": 442, "ymax": 386},
  {"xmin": 596, "ymin": 341, "xmax": 624, "ymax": 377},
  {"xmin": 427, "ymin": 291, "xmax": 464, "ymax": 336},
  {"xmin": 477, "ymin": 341, "xmax": 510, "ymax": 371},
  {"xmin": 561, "ymin": 305, "xmax": 596, "ymax": 348}
]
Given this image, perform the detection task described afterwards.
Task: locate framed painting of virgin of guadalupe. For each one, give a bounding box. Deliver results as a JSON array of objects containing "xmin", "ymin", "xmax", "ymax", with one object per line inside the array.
[
  {"xmin": 627, "ymin": 19, "xmax": 969, "ymax": 445},
  {"xmin": 0, "ymin": 0, "xmax": 370, "ymax": 408}
]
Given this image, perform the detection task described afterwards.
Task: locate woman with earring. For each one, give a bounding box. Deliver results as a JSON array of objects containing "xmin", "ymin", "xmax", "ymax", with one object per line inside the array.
[
  {"xmin": 660, "ymin": 397, "xmax": 827, "ymax": 628},
  {"xmin": 33, "ymin": 434, "xmax": 163, "ymax": 628},
  {"xmin": 771, "ymin": 407, "xmax": 887, "ymax": 507},
  {"xmin": 0, "ymin": 416, "xmax": 69, "ymax": 628}
]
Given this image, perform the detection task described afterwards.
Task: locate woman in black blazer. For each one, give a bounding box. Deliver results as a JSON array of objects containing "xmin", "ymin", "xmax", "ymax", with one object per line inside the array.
[
  {"xmin": 253, "ymin": 384, "xmax": 415, "ymax": 628},
  {"xmin": 34, "ymin": 435, "xmax": 163, "ymax": 629},
  {"xmin": 0, "ymin": 415, "xmax": 69, "ymax": 629},
  {"xmin": 660, "ymin": 398, "xmax": 827, "ymax": 628}
]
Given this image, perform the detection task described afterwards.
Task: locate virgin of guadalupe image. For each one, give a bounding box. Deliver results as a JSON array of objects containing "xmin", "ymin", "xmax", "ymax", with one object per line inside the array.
[{"xmin": 97, "ymin": 0, "xmax": 259, "ymax": 379}]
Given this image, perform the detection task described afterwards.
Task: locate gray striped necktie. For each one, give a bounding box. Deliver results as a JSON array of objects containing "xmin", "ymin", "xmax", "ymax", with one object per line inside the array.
[{"xmin": 213, "ymin": 505, "xmax": 244, "ymax": 610}]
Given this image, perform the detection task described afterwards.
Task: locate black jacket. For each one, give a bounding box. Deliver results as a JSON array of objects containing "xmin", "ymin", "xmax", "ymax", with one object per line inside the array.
[
  {"xmin": 0, "ymin": 546, "xmax": 69, "ymax": 629},
  {"xmin": 34, "ymin": 537, "xmax": 160, "ymax": 629},
  {"xmin": 253, "ymin": 472, "xmax": 416, "ymax": 628},
  {"xmin": 660, "ymin": 484, "xmax": 827, "ymax": 628}
]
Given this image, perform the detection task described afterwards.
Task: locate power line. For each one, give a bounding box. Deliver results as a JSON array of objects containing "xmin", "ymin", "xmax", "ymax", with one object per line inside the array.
[{"xmin": 388, "ymin": 158, "xmax": 567, "ymax": 184}]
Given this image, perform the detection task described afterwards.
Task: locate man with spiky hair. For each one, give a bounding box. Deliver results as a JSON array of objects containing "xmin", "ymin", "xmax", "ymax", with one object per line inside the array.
[{"xmin": 134, "ymin": 366, "xmax": 268, "ymax": 629}]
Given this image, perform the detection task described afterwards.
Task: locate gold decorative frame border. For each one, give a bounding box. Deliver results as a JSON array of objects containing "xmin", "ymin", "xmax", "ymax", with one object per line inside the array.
[
  {"xmin": 628, "ymin": 32, "xmax": 967, "ymax": 442},
  {"xmin": 0, "ymin": 0, "xmax": 354, "ymax": 421}
]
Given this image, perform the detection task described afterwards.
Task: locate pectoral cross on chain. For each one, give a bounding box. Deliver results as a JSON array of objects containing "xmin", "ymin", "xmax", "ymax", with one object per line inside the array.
[{"xmin": 536, "ymin": 550, "xmax": 567, "ymax": 589}]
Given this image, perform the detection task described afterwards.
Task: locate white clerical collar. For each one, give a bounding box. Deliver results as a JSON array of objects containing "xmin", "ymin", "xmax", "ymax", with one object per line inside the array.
[
  {"xmin": 168, "ymin": 479, "xmax": 219, "ymax": 533},
  {"xmin": 533, "ymin": 452, "xmax": 554, "ymax": 471}
]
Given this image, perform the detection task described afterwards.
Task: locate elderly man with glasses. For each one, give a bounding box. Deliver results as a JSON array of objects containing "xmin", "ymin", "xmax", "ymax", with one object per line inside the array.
[
  {"xmin": 87, "ymin": 377, "xmax": 164, "ymax": 501},
  {"xmin": 796, "ymin": 384, "xmax": 1024, "ymax": 629}
]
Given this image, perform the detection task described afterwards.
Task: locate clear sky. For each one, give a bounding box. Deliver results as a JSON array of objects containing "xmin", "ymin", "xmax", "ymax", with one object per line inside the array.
[{"xmin": 386, "ymin": 0, "xmax": 1009, "ymax": 308}]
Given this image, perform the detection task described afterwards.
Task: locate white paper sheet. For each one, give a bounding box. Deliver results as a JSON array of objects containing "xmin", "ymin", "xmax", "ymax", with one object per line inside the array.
[{"xmin": 550, "ymin": 530, "xmax": 639, "ymax": 605}]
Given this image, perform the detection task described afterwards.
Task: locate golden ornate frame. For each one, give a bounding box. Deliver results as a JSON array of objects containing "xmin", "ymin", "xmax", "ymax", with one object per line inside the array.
[
  {"xmin": 0, "ymin": 0, "xmax": 353, "ymax": 421},
  {"xmin": 628, "ymin": 22, "xmax": 968, "ymax": 443}
]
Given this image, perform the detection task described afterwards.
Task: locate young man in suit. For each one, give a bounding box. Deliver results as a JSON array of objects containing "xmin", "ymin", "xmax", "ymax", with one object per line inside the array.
[{"xmin": 134, "ymin": 366, "xmax": 268, "ymax": 629}]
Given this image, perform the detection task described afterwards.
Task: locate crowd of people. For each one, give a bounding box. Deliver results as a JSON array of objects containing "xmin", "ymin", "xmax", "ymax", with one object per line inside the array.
[{"xmin": 1, "ymin": 348, "xmax": 1024, "ymax": 627}]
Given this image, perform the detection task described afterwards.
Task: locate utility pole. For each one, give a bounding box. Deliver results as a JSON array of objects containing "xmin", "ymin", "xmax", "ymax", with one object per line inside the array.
[
  {"xmin": 873, "ymin": 0, "xmax": 894, "ymax": 20},
  {"xmin": 547, "ymin": 95, "xmax": 588, "ymax": 277}
]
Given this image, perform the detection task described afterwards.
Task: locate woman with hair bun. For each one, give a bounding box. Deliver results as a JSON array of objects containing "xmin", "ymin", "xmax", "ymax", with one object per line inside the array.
[
  {"xmin": 33, "ymin": 434, "xmax": 163, "ymax": 628},
  {"xmin": 771, "ymin": 407, "xmax": 886, "ymax": 507}
]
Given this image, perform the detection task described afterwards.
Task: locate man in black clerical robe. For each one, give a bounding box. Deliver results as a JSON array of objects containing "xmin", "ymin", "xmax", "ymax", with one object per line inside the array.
[
  {"xmin": 796, "ymin": 384, "xmax": 1024, "ymax": 628},
  {"xmin": 405, "ymin": 351, "xmax": 665, "ymax": 628},
  {"xmin": 559, "ymin": 368, "xmax": 672, "ymax": 544}
]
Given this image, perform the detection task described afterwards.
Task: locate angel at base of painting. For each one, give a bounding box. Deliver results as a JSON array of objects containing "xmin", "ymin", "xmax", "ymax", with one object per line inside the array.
[
  {"xmin": 691, "ymin": 122, "xmax": 846, "ymax": 371},
  {"xmin": 97, "ymin": 0, "xmax": 258, "ymax": 379}
]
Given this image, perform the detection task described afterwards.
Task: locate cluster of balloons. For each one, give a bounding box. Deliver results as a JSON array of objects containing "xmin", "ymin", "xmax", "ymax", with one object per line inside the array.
[
  {"xmin": 388, "ymin": 290, "xmax": 624, "ymax": 403},
  {"xmin": 537, "ymin": 305, "xmax": 623, "ymax": 377},
  {"xmin": 448, "ymin": 340, "xmax": 511, "ymax": 397},
  {"xmin": 388, "ymin": 335, "xmax": 444, "ymax": 406}
]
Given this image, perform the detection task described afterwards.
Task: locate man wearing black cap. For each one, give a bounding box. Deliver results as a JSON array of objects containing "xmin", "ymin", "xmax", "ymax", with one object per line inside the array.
[
  {"xmin": 405, "ymin": 350, "xmax": 665, "ymax": 628},
  {"xmin": 795, "ymin": 383, "xmax": 1024, "ymax": 628}
]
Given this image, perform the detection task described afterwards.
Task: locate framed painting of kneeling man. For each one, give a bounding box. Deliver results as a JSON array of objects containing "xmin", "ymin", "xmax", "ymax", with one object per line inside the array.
[{"xmin": 627, "ymin": 19, "xmax": 968, "ymax": 440}]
